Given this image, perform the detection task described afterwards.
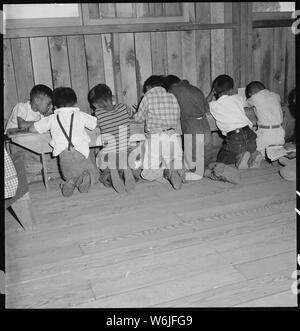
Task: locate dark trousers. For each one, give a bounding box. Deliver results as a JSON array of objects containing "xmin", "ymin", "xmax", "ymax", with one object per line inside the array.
[
  {"xmin": 181, "ymin": 114, "xmax": 213, "ymax": 169},
  {"xmin": 59, "ymin": 149, "xmax": 99, "ymax": 185},
  {"xmin": 217, "ymin": 126, "xmax": 257, "ymax": 165}
]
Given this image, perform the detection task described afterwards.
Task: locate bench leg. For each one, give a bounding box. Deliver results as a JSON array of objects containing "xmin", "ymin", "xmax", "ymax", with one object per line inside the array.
[
  {"xmin": 40, "ymin": 153, "xmax": 49, "ymax": 190},
  {"xmin": 9, "ymin": 192, "xmax": 33, "ymax": 231}
]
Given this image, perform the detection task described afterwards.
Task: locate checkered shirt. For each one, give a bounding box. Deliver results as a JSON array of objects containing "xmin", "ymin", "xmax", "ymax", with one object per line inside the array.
[
  {"xmin": 134, "ymin": 87, "xmax": 181, "ymax": 134},
  {"xmin": 5, "ymin": 148, "xmax": 18, "ymax": 199}
]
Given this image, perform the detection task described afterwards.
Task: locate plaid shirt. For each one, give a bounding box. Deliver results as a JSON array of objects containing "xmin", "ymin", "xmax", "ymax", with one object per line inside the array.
[
  {"xmin": 134, "ymin": 87, "xmax": 181, "ymax": 134},
  {"xmin": 5, "ymin": 148, "xmax": 18, "ymax": 199}
]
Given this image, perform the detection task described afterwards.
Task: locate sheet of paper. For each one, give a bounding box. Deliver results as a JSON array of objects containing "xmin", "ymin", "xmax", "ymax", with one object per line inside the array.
[
  {"xmin": 238, "ymin": 87, "xmax": 249, "ymax": 106},
  {"xmin": 266, "ymin": 145, "xmax": 296, "ymax": 161}
]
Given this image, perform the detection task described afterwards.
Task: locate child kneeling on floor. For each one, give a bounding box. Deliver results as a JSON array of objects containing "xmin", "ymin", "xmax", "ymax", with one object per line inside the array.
[
  {"xmin": 207, "ymin": 74, "xmax": 262, "ymax": 170},
  {"xmin": 28, "ymin": 87, "xmax": 99, "ymax": 197},
  {"xmin": 133, "ymin": 75, "xmax": 183, "ymax": 190},
  {"xmin": 245, "ymin": 81, "xmax": 285, "ymax": 158},
  {"xmin": 88, "ymin": 84, "xmax": 137, "ymax": 193}
]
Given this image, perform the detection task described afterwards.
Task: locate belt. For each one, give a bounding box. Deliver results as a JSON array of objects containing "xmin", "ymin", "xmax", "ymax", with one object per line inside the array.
[
  {"xmin": 258, "ymin": 124, "xmax": 282, "ymax": 129},
  {"xmin": 148, "ymin": 128, "xmax": 178, "ymax": 135},
  {"xmin": 227, "ymin": 125, "xmax": 249, "ymax": 136}
]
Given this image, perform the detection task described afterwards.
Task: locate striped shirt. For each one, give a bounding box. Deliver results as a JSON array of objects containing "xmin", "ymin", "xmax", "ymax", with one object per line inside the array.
[
  {"xmin": 134, "ymin": 86, "xmax": 181, "ymax": 134},
  {"xmin": 94, "ymin": 103, "xmax": 131, "ymax": 153}
]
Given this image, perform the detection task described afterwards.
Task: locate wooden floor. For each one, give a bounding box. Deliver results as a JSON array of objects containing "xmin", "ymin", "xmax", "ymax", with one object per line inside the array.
[{"xmin": 5, "ymin": 161, "xmax": 297, "ymax": 308}]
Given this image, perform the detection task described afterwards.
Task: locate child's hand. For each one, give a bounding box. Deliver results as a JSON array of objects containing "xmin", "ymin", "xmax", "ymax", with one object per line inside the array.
[{"xmin": 128, "ymin": 104, "xmax": 138, "ymax": 118}]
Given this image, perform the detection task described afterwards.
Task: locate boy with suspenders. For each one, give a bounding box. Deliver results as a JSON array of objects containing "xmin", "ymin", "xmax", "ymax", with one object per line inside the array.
[{"xmin": 28, "ymin": 87, "xmax": 98, "ymax": 197}]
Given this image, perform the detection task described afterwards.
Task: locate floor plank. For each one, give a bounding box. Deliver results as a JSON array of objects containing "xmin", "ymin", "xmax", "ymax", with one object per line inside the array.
[
  {"xmin": 5, "ymin": 162, "xmax": 296, "ymax": 308},
  {"xmin": 153, "ymin": 268, "xmax": 296, "ymax": 307}
]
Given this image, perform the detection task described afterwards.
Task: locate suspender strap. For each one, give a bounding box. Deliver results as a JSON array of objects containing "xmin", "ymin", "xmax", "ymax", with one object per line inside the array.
[{"xmin": 56, "ymin": 113, "xmax": 74, "ymax": 151}]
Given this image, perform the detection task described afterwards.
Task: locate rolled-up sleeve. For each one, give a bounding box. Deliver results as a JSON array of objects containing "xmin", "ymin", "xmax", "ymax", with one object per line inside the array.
[
  {"xmin": 34, "ymin": 116, "xmax": 52, "ymax": 133},
  {"xmin": 81, "ymin": 112, "xmax": 97, "ymax": 130},
  {"xmin": 133, "ymin": 96, "xmax": 148, "ymax": 123}
]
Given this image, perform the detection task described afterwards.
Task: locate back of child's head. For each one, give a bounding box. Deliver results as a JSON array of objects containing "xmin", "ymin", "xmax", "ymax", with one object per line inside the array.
[
  {"xmin": 212, "ymin": 75, "xmax": 234, "ymax": 97},
  {"xmin": 245, "ymin": 81, "xmax": 266, "ymax": 99},
  {"xmin": 88, "ymin": 84, "xmax": 113, "ymax": 108},
  {"xmin": 143, "ymin": 75, "xmax": 165, "ymax": 94},
  {"xmin": 164, "ymin": 75, "xmax": 181, "ymax": 91},
  {"xmin": 53, "ymin": 87, "xmax": 77, "ymax": 109},
  {"xmin": 30, "ymin": 84, "xmax": 53, "ymax": 103}
]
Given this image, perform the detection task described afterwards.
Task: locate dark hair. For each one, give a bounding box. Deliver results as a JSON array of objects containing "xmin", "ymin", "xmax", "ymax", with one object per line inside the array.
[
  {"xmin": 88, "ymin": 84, "xmax": 113, "ymax": 107},
  {"xmin": 143, "ymin": 75, "xmax": 165, "ymax": 94},
  {"xmin": 164, "ymin": 75, "xmax": 181, "ymax": 91},
  {"xmin": 212, "ymin": 75, "xmax": 234, "ymax": 96},
  {"xmin": 245, "ymin": 81, "xmax": 266, "ymax": 99},
  {"xmin": 53, "ymin": 87, "xmax": 77, "ymax": 108},
  {"xmin": 30, "ymin": 84, "xmax": 53, "ymax": 103}
]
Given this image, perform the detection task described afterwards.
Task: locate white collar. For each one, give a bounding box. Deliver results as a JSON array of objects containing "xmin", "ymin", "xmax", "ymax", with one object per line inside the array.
[{"xmin": 54, "ymin": 107, "xmax": 80, "ymax": 114}]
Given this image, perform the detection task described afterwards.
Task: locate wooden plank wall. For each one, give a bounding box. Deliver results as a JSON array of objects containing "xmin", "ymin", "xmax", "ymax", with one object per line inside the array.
[
  {"xmin": 252, "ymin": 26, "xmax": 295, "ymax": 103},
  {"xmin": 3, "ymin": 3, "xmax": 296, "ymax": 127}
]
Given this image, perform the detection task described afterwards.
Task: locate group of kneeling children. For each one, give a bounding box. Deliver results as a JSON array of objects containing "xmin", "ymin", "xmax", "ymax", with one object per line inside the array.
[{"xmin": 6, "ymin": 73, "xmax": 285, "ymax": 197}]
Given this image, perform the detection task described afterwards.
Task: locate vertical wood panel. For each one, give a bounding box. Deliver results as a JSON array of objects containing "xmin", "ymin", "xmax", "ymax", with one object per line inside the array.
[
  {"xmin": 150, "ymin": 32, "xmax": 168, "ymax": 75},
  {"xmin": 195, "ymin": 3, "xmax": 211, "ymax": 94},
  {"xmin": 101, "ymin": 34, "xmax": 115, "ymax": 96},
  {"xmin": 224, "ymin": 29, "xmax": 233, "ymax": 78},
  {"xmin": 30, "ymin": 37, "xmax": 53, "ymax": 88},
  {"xmin": 260, "ymin": 28, "xmax": 274, "ymax": 90},
  {"xmin": 240, "ymin": 3, "xmax": 253, "ymax": 87},
  {"xmin": 224, "ymin": 5, "xmax": 233, "ymax": 78},
  {"xmin": 119, "ymin": 33, "xmax": 138, "ymax": 106},
  {"xmin": 181, "ymin": 30, "xmax": 197, "ymax": 85},
  {"xmin": 195, "ymin": 30, "xmax": 211, "ymax": 95},
  {"xmin": 99, "ymin": 3, "xmax": 116, "ymax": 18},
  {"xmin": 112, "ymin": 33, "xmax": 123, "ymax": 103},
  {"xmin": 84, "ymin": 34, "xmax": 105, "ymax": 89},
  {"xmin": 3, "ymin": 39, "xmax": 18, "ymax": 126},
  {"xmin": 67, "ymin": 35, "xmax": 89, "ymax": 113},
  {"xmin": 232, "ymin": 3, "xmax": 241, "ymax": 90},
  {"xmin": 252, "ymin": 28, "xmax": 275, "ymax": 90},
  {"xmin": 167, "ymin": 31, "xmax": 182, "ymax": 77},
  {"xmin": 135, "ymin": 32, "xmax": 152, "ymax": 100},
  {"xmin": 211, "ymin": 3, "xmax": 225, "ymax": 81},
  {"xmin": 285, "ymin": 29, "xmax": 295, "ymax": 103},
  {"xmin": 273, "ymin": 28, "xmax": 287, "ymax": 101},
  {"xmin": 211, "ymin": 29, "xmax": 225, "ymax": 80},
  {"xmin": 88, "ymin": 3, "xmax": 100, "ymax": 19},
  {"xmin": 252, "ymin": 28, "xmax": 262, "ymax": 83},
  {"xmin": 154, "ymin": 3, "xmax": 165, "ymax": 16},
  {"xmin": 165, "ymin": 3, "xmax": 182, "ymax": 16},
  {"xmin": 48, "ymin": 36, "xmax": 71, "ymax": 88},
  {"xmin": 195, "ymin": 3, "xmax": 211, "ymax": 24},
  {"xmin": 224, "ymin": 3, "xmax": 233, "ymax": 23},
  {"xmin": 10, "ymin": 38, "xmax": 34, "ymax": 102},
  {"xmin": 116, "ymin": 3, "xmax": 134, "ymax": 17}
]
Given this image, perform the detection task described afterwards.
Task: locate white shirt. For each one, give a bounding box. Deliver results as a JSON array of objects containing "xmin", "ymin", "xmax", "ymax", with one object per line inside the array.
[
  {"xmin": 209, "ymin": 94, "xmax": 252, "ymax": 136},
  {"xmin": 5, "ymin": 101, "xmax": 44, "ymax": 133},
  {"xmin": 247, "ymin": 89, "xmax": 283, "ymax": 126},
  {"xmin": 34, "ymin": 107, "xmax": 97, "ymax": 158}
]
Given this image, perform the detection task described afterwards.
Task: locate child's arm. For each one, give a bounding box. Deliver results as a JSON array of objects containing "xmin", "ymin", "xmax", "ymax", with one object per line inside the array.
[
  {"xmin": 17, "ymin": 117, "xmax": 36, "ymax": 130},
  {"xmin": 27, "ymin": 123, "xmax": 39, "ymax": 133},
  {"xmin": 81, "ymin": 112, "xmax": 97, "ymax": 131},
  {"xmin": 206, "ymin": 88, "xmax": 216, "ymax": 102},
  {"xmin": 28, "ymin": 116, "xmax": 52, "ymax": 134},
  {"xmin": 132, "ymin": 96, "xmax": 148, "ymax": 123}
]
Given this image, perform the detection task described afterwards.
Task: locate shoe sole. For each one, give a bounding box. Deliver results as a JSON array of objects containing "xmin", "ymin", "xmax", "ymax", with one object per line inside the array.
[
  {"xmin": 169, "ymin": 170, "xmax": 182, "ymax": 190},
  {"xmin": 78, "ymin": 170, "xmax": 92, "ymax": 193},
  {"xmin": 237, "ymin": 152, "xmax": 251, "ymax": 170},
  {"xmin": 249, "ymin": 153, "xmax": 263, "ymax": 168},
  {"xmin": 61, "ymin": 177, "xmax": 80, "ymax": 197},
  {"xmin": 111, "ymin": 169, "xmax": 126, "ymax": 193},
  {"xmin": 124, "ymin": 168, "xmax": 135, "ymax": 192}
]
